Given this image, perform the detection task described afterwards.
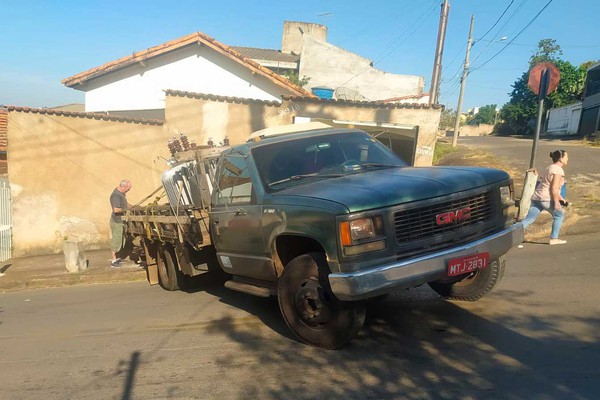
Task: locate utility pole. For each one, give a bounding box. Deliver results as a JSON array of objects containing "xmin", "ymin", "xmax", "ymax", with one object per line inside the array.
[
  {"xmin": 429, "ymin": 0, "xmax": 450, "ymax": 106},
  {"xmin": 452, "ymin": 15, "xmax": 475, "ymax": 147}
]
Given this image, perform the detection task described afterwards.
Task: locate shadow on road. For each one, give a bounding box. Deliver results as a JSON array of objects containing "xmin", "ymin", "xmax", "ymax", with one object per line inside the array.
[{"xmin": 193, "ymin": 283, "xmax": 597, "ymax": 399}]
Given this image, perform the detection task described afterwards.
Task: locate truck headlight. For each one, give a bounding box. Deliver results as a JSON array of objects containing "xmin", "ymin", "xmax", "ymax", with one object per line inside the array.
[
  {"xmin": 340, "ymin": 216, "xmax": 385, "ymax": 256},
  {"xmin": 349, "ymin": 218, "xmax": 375, "ymax": 240},
  {"xmin": 500, "ymin": 185, "xmax": 514, "ymax": 205}
]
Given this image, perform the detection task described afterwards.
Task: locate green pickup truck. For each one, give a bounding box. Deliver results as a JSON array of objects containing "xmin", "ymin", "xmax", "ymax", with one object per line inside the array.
[{"xmin": 126, "ymin": 126, "xmax": 524, "ymax": 349}]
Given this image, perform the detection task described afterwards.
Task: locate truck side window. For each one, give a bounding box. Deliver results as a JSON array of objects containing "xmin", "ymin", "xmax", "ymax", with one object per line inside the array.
[{"xmin": 215, "ymin": 155, "xmax": 253, "ymax": 205}]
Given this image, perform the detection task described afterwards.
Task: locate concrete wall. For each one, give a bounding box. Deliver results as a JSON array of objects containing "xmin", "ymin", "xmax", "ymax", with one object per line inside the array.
[
  {"xmin": 546, "ymin": 102, "xmax": 582, "ymax": 136},
  {"xmin": 164, "ymin": 92, "xmax": 441, "ymax": 167},
  {"xmin": 299, "ymin": 36, "xmax": 424, "ymax": 101},
  {"xmin": 282, "ymin": 21, "xmax": 327, "ymax": 55},
  {"xmin": 83, "ymin": 45, "xmax": 289, "ymax": 113},
  {"xmin": 164, "ymin": 94, "xmax": 283, "ymax": 146},
  {"xmin": 7, "ymin": 111, "xmax": 168, "ymax": 256},
  {"xmin": 7, "ymin": 94, "xmax": 441, "ymax": 255},
  {"xmin": 446, "ymin": 124, "xmax": 495, "ymax": 137},
  {"xmin": 282, "ymin": 98, "xmax": 441, "ymax": 166}
]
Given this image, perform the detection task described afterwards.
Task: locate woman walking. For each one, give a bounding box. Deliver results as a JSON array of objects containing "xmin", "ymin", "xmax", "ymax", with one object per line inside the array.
[{"xmin": 521, "ymin": 150, "xmax": 569, "ymax": 245}]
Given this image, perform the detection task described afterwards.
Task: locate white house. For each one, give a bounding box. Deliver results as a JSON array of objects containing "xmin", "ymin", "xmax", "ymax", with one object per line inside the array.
[
  {"xmin": 62, "ymin": 32, "xmax": 312, "ymax": 119},
  {"xmin": 63, "ymin": 22, "xmax": 429, "ymax": 117},
  {"xmin": 546, "ymin": 102, "xmax": 582, "ymax": 136}
]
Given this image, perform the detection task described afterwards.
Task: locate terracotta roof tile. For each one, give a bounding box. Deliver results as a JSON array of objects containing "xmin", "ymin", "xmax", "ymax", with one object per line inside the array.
[
  {"xmin": 0, "ymin": 109, "xmax": 7, "ymax": 151},
  {"xmin": 62, "ymin": 32, "xmax": 313, "ymax": 98},
  {"xmin": 379, "ymin": 93, "xmax": 430, "ymax": 103},
  {"xmin": 281, "ymin": 95, "xmax": 443, "ymax": 109},
  {"xmin": 2, "ymin": 106, "xmax": 164, "ymax": 125},
  {"xmin": 165, "ymin": 90, "xmax": 282, "ymax": 106},
  {"xmin": 230, "ymin": 46, "xmax": 299, "ymax": 63}
]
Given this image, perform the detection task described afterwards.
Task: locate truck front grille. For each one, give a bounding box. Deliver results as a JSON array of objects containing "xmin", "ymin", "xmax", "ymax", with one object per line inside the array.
[{"xmin": 394, "ymin": 192, "xmax": 494, "ymax": 243}]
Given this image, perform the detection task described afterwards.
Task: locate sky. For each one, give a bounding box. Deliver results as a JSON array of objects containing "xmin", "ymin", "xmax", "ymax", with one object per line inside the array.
[{"xmin": 1, "ymin": 0, "xmax": 599, "ymax": 111}]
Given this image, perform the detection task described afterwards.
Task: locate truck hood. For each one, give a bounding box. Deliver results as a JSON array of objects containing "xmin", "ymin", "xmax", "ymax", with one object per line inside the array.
[{"xmin": 276, "ymin": 166, "xmax": 509, "ymax": 213}]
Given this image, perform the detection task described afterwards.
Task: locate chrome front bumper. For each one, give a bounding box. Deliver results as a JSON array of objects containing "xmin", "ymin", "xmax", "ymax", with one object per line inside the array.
[{"xmin": 329, "ymin": 223, "xmax": 524, "ymax": 301}]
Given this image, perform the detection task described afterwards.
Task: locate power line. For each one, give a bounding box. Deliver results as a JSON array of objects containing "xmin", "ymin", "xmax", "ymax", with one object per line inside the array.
[
  {"xmin": 477, "ymin": 39, "xmax": 600, "ymax": 48},
  {"xmin": 372, "ymin": 0, "xmax": 439, "ymax": 65},
  {"xmin": 442, "ymin": 43, "xmax": 467, "ymax": 73},
  {"xmin": 477, "ymin": 0, "xmax": 516, "ymax": 42},
  {"xmin": 334, "ymin": 1, "xmax": 439, "ymax": 90},
  {"xmin": 470, "ymin": 0, "xmax": 531, "ymax": 66},
  {"xmin": 471, "ymin": 0, "xmax": 554, "ymax": 73}
]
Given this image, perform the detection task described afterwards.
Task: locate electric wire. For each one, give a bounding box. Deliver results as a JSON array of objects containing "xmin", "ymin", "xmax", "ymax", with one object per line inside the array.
[
  {"xmin": 476, "ymin": 0, "xmax": 516, "ymax": 43},
  {"xmin": 471, "ymin": 0, "xmax": 554, "ymax": 73},
  {"xmin": 470, "ymin": 0, "xmax": 531, "ymax": 66},
  {"xmin": 334, "ymin": 0, "xmax": 439, "ymax": 90}
]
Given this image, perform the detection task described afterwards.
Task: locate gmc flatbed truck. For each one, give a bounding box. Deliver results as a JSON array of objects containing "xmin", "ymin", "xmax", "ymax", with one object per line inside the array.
[{"xmin": 125, "ymin": 124, "xmax": 524, "ymax": 349}]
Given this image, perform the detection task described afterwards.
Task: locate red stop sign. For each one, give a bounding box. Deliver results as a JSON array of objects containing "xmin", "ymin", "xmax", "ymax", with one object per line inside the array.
[{"xmin": 528, "ymin": 62, "xmax": 560, "ymax": 95}]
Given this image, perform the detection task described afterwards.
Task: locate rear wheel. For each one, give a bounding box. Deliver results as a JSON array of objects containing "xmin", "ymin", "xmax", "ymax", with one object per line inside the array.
[
  {"xmin": 278, "ymin": 252, "xmax": 366, "ymax": 349},
  {"xmin": 428, "ymin": 256, "xmax": 505, "ymax": 301},
  {"xmin": 157, "ymin": 244, "xmax": 181, "ymax": 291}
]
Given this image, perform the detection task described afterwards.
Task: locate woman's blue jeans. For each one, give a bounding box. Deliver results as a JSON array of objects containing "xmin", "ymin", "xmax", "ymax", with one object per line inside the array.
[{"xmin": 521, "ymin": 200, "xmax": 564, "ymax": 239}]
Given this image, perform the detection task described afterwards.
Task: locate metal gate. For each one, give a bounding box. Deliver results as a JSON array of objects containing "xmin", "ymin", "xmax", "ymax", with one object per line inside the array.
[{"xmin": 0, "ymin": 180, "xmax": 11, "ymax": 261}]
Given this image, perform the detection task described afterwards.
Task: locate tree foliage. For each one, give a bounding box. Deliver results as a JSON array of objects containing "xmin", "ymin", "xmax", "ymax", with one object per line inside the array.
[
  {"xmin": 284, "ymin": 70, "xmax": 311, "ymax": 88},
  {"xmin": 439, "ymin": 108, "xmax": 458, "ymax": 130},
  {"xmin": 499, "ymin": 39, "xmax": 592, "ymax": 135},
  {"xmin": 473, "ymin": 104, "xmax": 498, "ymax": 125}
]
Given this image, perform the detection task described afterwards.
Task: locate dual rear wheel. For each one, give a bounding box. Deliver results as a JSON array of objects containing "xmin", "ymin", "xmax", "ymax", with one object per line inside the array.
[{"xmin": 157, "ymin": 244, "xmax": 184, "ymax": 291}]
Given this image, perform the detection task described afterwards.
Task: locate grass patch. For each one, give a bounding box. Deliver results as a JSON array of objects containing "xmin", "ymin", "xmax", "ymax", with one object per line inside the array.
[
  {"xmin": 583, "ymin": 134, "xmax": 600, "ymax": 147},
  {"xmin": 433, "ymin": 141, "xmax": 459, "ymax": 165}
]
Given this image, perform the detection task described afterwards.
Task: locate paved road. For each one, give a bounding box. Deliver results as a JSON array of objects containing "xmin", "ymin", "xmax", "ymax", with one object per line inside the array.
[
  {"xmin": 1, "ymin": 233, "xmax": 598, "ymax": 400},
  {"xmin": 459, "ymin": 135, "xmax": 600, "ymax": 203}
]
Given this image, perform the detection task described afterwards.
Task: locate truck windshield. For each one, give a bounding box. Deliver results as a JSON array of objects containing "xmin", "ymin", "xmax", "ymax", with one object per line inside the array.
[{"xmin": 252, "ymin": 131, "xmax": 407, "ymax": 191}]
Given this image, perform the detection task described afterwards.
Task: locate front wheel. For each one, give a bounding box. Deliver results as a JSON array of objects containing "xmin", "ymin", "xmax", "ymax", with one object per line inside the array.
[
  {"xmin": 428, "ymin": 256, "xmax": 506, "ymax": 301},
  {"xmin": 277, "ymin": 253, "xmax": 366, "ymax": 349}
]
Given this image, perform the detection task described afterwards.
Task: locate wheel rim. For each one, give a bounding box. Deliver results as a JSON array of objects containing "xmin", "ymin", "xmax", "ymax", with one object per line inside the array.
[{"xmin": 294, "ymin": 276, "xmax": 334, "ymax": 327}]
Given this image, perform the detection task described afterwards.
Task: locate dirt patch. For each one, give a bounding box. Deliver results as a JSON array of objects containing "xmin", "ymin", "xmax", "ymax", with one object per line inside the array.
[
  {"xmin": 434, "ymin": 143, "xmax": 595, "ymax": 240},
  {"xmin": 436, "ymin": 145, "xmax": 523, "ymax": 194}
]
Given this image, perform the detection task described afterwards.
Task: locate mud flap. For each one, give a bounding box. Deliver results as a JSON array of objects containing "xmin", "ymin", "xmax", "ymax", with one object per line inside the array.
[{"xmin": 147, "ymin": 264, "xmax": 159, "ymax": 285}]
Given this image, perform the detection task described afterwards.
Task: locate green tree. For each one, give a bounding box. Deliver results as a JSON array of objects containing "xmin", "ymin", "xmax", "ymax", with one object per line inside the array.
[
  {"xmin": 499, "ymin": 39, "xmax": 591, "ymax": 135},
  {"xmin": 473, "ymin": 104, "xmax": 498, "ymax": 125},
  {"xmin": 284, "ymin": 70, "xmax": 311, "ymax": 88},
  {"xmin": 529, "ymin": 38, "xmax": 563, "ymax": 67},
  {"xmin": 439, "ymin": 108, "xmax": 458, "ymax": 130}
]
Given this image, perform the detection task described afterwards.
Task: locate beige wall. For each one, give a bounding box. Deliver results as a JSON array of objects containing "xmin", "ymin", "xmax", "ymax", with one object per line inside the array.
[
  {"xmin": 299, "ymin": 36, "xmax": 424, "ymax": 102},
  {"xmin": 446, "ymin": 123, "xmax": 494, "ymax": 137},
  {"xmin": 282, "ymin": 21, "xmax": 327, "ymax": 55},
  {"xmin": 164, "ymin": 95, "xmax": 284, "ymax": 146},
  {"xmin": 165, "ymin": 93, "xmax": 441, "ymax": 166},
  {"xmin": 7, "ymin": 111, "xmax": 168, "ymax": 256},
  {"xmin": 7, "ymin": 95, "xmax": 440, "ymax": 256}
]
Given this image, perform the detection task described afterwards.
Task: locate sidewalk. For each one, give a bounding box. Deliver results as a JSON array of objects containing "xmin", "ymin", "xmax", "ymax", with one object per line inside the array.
[
  {"xmin": 0, "ymin": 249, "xmax": 147, "ymax": 292},
  {"xmin": 2, "ymin": 212, "xmax": 593, "ymax": 293}
]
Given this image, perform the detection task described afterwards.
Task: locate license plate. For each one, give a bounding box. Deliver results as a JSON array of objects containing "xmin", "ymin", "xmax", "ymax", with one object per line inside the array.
[{"xmin": 447, "ymin": 252, "xmax": 489, "ymax": 276}]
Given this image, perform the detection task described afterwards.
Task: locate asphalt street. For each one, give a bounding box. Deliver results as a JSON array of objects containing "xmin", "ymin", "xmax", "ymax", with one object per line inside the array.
[
  {"xmin": 459, "ymin": 136, "xmax": 600, "ymax": 208},
  {"xmin": 1, "ymin": 232, "xmax": 598, "ymax": 400}
]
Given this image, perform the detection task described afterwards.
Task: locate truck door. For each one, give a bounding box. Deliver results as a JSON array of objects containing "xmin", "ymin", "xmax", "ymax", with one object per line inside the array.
[{"xmin": 210, "ymin": 152, "xmax": 275, "ymax": 281}]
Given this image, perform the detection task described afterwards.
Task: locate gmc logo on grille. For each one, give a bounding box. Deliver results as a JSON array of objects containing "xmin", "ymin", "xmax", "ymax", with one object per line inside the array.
[{"xmin": 436, "ymin": 207, "xmax": 472, "ymax": 225}]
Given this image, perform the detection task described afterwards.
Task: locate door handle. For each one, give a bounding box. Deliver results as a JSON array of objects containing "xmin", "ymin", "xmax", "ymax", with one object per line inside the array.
[{"xmin": 234, "ymin": 208, "xmax": 247, "ymax": 216}]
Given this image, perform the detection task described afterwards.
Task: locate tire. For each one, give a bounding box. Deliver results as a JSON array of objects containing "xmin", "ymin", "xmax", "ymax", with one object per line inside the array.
[
  {"xmin": 157, "ymin": 244, "xmax": 181, "ymax": 291},
  {"xmin": 277, "ymin": 253, "xmax": 366, "ymax": 349},
  {"xmin": 428, "ymin": 256, "xmax": 506, "ymax": 301}
]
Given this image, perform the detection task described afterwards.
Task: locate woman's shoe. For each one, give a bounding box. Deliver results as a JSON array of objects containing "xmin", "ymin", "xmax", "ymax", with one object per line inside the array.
[{"xmin": 549, "ymin": 239, "xmax": 567, "ymax": 245}]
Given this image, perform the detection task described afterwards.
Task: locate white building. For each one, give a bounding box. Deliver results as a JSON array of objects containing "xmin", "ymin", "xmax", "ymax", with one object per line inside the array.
[{"xmin": 62, "ymin": 32, "xmax": 311, "ymax": 119}]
